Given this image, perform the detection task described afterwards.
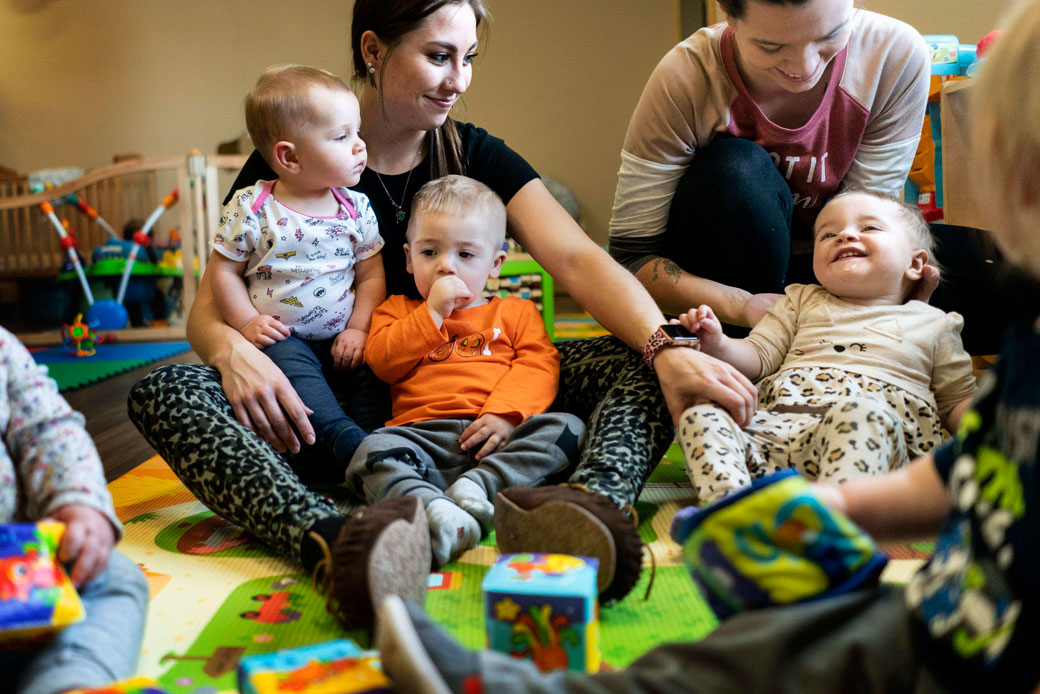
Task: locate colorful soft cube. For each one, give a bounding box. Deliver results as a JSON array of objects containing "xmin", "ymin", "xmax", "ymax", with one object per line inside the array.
[
  {"xmin": 237, "ymin": 638, "xmax": 391, "ymax": 694},
  {"xmin": 670, "ymin": 470, "xmax": 888, "ymax": 619},
  {"xmin": 0, "ymin": 521, "xmax": 85, "ymax": 645},
  {"xmin": 482, "ymin": 553, "xmax": 600, "ymax": 673}
]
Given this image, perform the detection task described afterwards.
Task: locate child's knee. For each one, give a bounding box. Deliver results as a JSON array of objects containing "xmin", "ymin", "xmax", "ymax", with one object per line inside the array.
[{"xmin": 106, "ymin": 550, "xmax": 150, "ymax": 608}]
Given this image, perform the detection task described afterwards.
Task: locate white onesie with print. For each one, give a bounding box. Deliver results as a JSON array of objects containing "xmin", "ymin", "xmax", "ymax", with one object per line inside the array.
[{"xmin": 212, "ymin": 179, "xmax": 383, "ymax": 340}]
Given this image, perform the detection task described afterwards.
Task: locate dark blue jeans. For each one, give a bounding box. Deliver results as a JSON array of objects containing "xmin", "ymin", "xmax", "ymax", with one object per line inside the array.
[
  {"xmin": 665, "ymin": 137, "xmax": 1038, "ymax": 354},
  {"xmin": 264, "ymin": 335, "xmax": 391, "ymax": 483}
]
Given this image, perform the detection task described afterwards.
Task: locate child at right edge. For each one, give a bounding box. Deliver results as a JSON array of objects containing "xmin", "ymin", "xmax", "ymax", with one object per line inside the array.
[
  {"xmin": 677, "ymin": 190, "xmax": 977, "ymax": 504},
  {"xmin": 373, "ymin": 1, "xmax": 1040, "ymax": 691}
]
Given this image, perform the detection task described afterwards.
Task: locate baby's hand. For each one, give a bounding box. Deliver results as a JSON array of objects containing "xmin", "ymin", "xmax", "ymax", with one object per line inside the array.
[
  {"xmin": 811, "ymin": 483, "xmax": 847, "ymax": 513},
  {"xmin": 677, "ymin": 305, "xmax": 724, "ymax": 353},
  {"xmin": 426, "ymin": 276, "xmax": 473, "ymax": 321},
  {"xmin": 332, "ymin": 328, "xmax": 367, "ymax": 370},
  {"xmin": 241, "ymin": 315, "xmax": 290, "ymax": 349},
  {"xmin": 460, "ymin": 413, "xmax": 516, "ymax": 461},
  {"xmin": 44, "ymin": 504, "xmax": 116, "ymax": 588}
]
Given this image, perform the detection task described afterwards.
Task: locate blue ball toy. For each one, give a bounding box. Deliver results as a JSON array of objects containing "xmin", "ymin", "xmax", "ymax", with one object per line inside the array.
[{"xmin": 85, "ymin": 299, "xmax": 128, "ymax": 331}]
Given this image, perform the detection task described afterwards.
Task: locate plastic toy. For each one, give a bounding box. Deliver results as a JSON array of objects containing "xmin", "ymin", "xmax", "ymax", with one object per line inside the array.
[
  {"xmin": 0, "ymin": 521, "xmax": 85, "ymax": 645},
  {"xmin": 237, "ymin": 639, "xmax": 391, "ymax": 694},
  {"xmin": 41, "ymin": 187, "xmax": 178, "ymax": 331},
  {"xmin": 65, "ymin": 192, "xmax": 121, "ymax": 242},
  {"xmin": 905, "ymin": 35, "xmax": 980, "ymax": 220},
  {"xmin": 482, "ymin": 552, "xmax": 600, "ymax": 673},
  {"xmin": 62, "ymin": 312, "xmax": 101, "ymax": 357},
  {"xmin": 40, "ymin": 199, "xmax": 129, "ymax": 331},
  {"xmin": 115, "ymin": 189, "xmax": 178, "ymax": 307}
]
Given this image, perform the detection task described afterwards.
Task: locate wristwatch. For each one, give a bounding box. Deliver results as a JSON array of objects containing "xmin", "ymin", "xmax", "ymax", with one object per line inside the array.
[{"xmin": 642, "ymin": 325, "xmax": 700, "ymax": 371}]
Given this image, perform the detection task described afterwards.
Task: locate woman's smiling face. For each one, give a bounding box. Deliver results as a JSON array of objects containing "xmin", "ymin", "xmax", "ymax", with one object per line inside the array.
[
  {"xmin": 373, "ymin": 3, "xmax": 479, "ymax": 133},
  {"xmin": 729, "ymin": 0, "xmax": 854, "ymax": 97}
]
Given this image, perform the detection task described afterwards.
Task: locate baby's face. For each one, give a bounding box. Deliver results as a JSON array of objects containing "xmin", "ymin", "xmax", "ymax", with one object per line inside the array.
[
  {"xmin": 291, "ymin": 87, "xmax": 366, "ymax": 189},
  {"xmin": 404, "ymin": 210, "xmax": 506, "ymax": 308},
  {"xmin": 812, "ymin": 193, "xmax": 926, "ymax": 306}
]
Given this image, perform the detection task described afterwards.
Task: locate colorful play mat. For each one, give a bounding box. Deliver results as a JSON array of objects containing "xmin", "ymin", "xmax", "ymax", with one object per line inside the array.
[
  {"xmin": 30, "ymin": 341, "xmax": 192, "ymax": 391},
  {"xmin": 107, "ymin": 445, "xmax": 930, "ymax": 693}
]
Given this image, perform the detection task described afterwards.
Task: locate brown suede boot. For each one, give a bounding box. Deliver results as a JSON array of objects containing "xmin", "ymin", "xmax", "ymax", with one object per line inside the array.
[
  {"xmin": 494, "ymin": 485, "xmax": 643, "ymax": 603},
  {"xmin": 313, "ymin": 496, "xmax": 431, "ymax": 632}
]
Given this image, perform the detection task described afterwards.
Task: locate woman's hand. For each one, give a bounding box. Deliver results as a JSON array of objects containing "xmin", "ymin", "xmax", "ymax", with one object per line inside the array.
[
  {"xmin": 652, "ymin": 346, "xmax": 757, "ymax": 427},
  {"xmin": 221, "ymin": 340, "xmax": 315, "ymax": 453},
  {"xmin": 909, "ymin": 265, "xmax": 941, "ymax": 303},
  {"xmin": 44, "ymin": 504, "xmax": 116, "ymax": 588},
  {"xmin": 333, "ymin": 328, "xmax": 368, "ymax": 370},
  {"xmin": 740, "ymin": 292, "xmax": 783, "ymax": 327},
  {"xmin": 460, "ymin": 413, "xmax": 516, "ymax": 461}
]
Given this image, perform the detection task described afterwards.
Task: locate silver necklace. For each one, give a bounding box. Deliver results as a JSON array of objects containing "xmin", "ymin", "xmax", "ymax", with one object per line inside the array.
[{"xmin": 373, "ymin": 145, "xmax": 423, "ymax": 224}]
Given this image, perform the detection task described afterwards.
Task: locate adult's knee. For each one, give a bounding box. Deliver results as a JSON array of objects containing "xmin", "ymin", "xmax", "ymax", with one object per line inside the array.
[
  {"xmin": 683, "ymin": 138, "xmax": 787, "ymax": 203},
  {"xmin": 667, "ymin": 139, "xmax": 793, "ymax": 290}
]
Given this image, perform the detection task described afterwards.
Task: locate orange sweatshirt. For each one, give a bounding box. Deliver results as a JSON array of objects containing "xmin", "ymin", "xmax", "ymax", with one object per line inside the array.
[{"xmin": 366, "ymin": 295, "xmax": 559, "ymax": 427}]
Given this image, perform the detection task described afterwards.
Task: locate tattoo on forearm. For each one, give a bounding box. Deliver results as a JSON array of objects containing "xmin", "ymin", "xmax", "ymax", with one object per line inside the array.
[{"xmin": 650, "ymin": 258, "xmax": 683, "ymax": 285}]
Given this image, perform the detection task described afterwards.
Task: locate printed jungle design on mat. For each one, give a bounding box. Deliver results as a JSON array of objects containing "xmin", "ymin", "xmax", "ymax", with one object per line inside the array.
[
  {"xmin": 156, "ymin": 574, "xmax": 353, "ymax": 693},
  {"xmin": 110, "ymin": 455, "xmax": 932, "ymax": 688},
  {"xmin": 155, "ymin": 511, "xmax": 278, "ymax": 558}
]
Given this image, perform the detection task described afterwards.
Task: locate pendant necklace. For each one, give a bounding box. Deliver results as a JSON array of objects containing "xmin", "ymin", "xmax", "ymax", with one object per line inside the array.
[{"xmin": 373, "ymin": 144, "xmax": 423, "ymax": 224}]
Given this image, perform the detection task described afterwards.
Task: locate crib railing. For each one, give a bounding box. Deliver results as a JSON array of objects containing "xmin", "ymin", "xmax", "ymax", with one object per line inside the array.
[
  {"xmin": 0, "ymin": 153, "xmax": 248, "ymax": 342},
  {"xmin": 0, "ymin": 168, "xmax": 161, "ymax": 277}
]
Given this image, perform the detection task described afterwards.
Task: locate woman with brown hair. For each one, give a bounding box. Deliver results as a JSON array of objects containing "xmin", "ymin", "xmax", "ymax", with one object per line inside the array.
[{"xmin": 128, "ymin": 0, "xmax": 755, "ymax": 628}]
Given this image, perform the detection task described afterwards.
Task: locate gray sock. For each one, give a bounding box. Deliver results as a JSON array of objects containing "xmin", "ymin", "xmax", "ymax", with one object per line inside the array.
[
  {"xmin": 426, "ymin": 498, "xmax": 481, "ymax": 567},
  {"xmin": 446, "ymin": 477, "xmax": 495, "ymax": 533}
]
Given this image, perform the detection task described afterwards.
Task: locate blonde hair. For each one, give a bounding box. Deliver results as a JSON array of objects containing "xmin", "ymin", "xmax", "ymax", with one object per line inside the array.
[
  {"xmin": 971, "ymin": 0, "xmax": 1040, "ymax": 278},
  {"xmin": 407, "ymin": 175, "xmax": 507, "ymax": 248},
  {"xmin": 821, "ymin": 189, "xmax": 936, "ymax": 261},
  {"xmin": 245, "ymin": 65, "xmax": 354, "ymax": 167}
]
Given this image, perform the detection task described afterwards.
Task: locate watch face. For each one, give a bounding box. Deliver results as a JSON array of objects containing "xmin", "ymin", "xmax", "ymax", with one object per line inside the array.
[{"xmin": 661, "ymin": 324, "xmax": 699, "ymax": 342}]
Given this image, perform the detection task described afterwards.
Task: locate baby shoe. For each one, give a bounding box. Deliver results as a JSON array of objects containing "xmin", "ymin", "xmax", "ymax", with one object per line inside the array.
[
  {"xmin": 494, "ymin": 484, "xmax": 643, "ymax": 603},
  {"xmin": 313, "ymin": 496, "xmax": 432, "ymax": 632},
  {"xmin": 670, "ymin": 469, "xmax": 888, "ymax": 619}
]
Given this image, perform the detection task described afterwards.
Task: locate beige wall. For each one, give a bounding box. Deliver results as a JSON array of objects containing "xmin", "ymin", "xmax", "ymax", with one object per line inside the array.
[
  {"xmin": 866, "ymin": 0, "xmax": 1013, "ymax": 44},
  {"xmin": 0, "ymin": 0, "xmax": 1014, "ymax": 244},
  {"xmin": 0, "ymin": 1, "xmax": 354, "ymax": 173}
]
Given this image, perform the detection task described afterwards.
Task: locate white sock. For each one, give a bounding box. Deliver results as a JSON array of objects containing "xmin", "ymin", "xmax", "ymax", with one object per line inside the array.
[
  {"xmin": 445, "ymin": 477, "xmax": 495, "ymax": 534},
  {"xmin": 425, "ymin": 498, "xmax": 481, "ymax": 568}
]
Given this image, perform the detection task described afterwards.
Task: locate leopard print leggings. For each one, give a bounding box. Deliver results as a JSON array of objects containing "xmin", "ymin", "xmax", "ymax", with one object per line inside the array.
[{"xmin": 127, "ymin": 335, "xmax": 672, "ymax": 563}]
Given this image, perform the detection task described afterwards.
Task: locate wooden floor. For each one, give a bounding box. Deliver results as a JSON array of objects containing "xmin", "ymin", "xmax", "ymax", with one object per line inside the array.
[{"xmin": 64, "ymin": 349, "xmax": 201, "ymax": 481}]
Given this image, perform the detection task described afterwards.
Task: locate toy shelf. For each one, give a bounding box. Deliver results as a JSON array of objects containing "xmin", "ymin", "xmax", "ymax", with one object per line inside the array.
[{"xmin": 486, "ymin": 253, "xmax": 555, "ymax": 339}]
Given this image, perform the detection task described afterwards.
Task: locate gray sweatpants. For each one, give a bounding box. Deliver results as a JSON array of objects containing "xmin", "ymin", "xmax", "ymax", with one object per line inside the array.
[{"xmin": 346, "ymin": 413, "xmax": 586, "ymax": 507}]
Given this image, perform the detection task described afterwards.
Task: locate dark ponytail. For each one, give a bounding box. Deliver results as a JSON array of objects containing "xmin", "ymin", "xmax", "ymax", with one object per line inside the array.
[{"xmin": 351, "ymin": 0, "xmax": 490, "ymax": 177}]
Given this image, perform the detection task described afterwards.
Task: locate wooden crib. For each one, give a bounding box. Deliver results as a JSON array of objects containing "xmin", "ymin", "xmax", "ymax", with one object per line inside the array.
[{"xmin": 0, "ymin": 153, "xmax": 247, "ymax": 343}]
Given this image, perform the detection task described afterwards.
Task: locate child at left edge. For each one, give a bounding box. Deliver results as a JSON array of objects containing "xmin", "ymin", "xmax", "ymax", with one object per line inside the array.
[
  {"xmin": 0, "ymin": 326, "xmax": 149, "ymax": 694},
  {"xmin": 208, "ymin": 65, "xmax": 387, "ymax": 480},
  {"xmin": 347, "ymin": 175, "xmax": 586, "ymax": 567}
]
